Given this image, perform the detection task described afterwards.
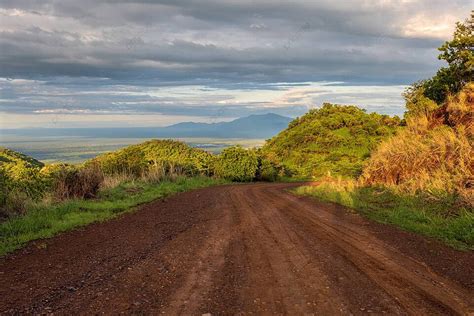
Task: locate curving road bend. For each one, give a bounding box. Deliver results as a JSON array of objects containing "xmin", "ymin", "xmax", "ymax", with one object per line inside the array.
[{"xmin": 1, "ymin": 183, "xmax": 473, "ymax": 315}]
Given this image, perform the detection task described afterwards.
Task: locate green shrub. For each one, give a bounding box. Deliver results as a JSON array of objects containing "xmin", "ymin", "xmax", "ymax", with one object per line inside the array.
[
  {"xmin": 215, "ymin": 146, "xmax": 259, "ymax": 181},
  {"xmin": 93, "ymin": 146, "xmax": 148, "ymax": 176},
  {"xmin": 256, "ymin": 156, "xmax": 280, "ymax": 182},
  {"xmin": 0, "ymin": 147, "xmax": 44, "ymax": 169},
  {"xmin": 91, "ymin": 139, "xmax": 215, "ymax": 178},
  {"xmin": 0, "ymin": 154, "xmax": 45, "ymax": 217},
  {"xmin": 2, "ymin": 162, "xmax": 45, "ymax": 201},
  {"xmin": 137, "ymin": 140, "xmax": 215, "ymax": 176}
]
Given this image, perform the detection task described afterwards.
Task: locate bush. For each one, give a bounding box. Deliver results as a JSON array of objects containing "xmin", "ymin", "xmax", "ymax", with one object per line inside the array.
[
  {"xmin": 42, "ymin": 163, "xmax": 104, "ymax": 200},
  {"xmin": 256, "ymin": 155, "xmax": 280, "ymax": 181},
  {"xmin": 215, "ymin": 146, "xmax": 259, "ymax": 181},
  {"xmin": 0, "ymin": 148, "xmax": 46, "ymax": 217},
  {"xmin": 0, "ymin": 164, "xmax": 44, "ymax": 218},
  {"xmin": 0, "ymin": 168, "xmax": 8, "ymax": 209},
  {"xmin": 137, "ymin": 140, "xmax": 215, "ymax": 176},
  {"xmin": 0, "ymin": 169, "xmax": 33, "ymax": 218},
  {"xmin": 93, "ymin": 146, "xmax": 148, "ymax": 177},
  {"xmin": 56, "ymin": 165, "xmax": 104, "ymax": 200},
  {"xmin": 91, "ymin": 139, "xmax": 215, "ymax": 178}
]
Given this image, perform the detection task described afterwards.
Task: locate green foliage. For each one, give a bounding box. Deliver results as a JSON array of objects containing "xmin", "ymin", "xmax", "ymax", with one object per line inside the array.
[
  {"xmin": 215, "ymin": 146, "xmax": 259, "ymax": 181},
  {"xmin": 0, "ymin": 147, "xmax": 46, "ymax": 215},
  {"xmin": 137, "ymin": 140, "xmax": 215, "ymax": 176},
  {"xmin": 295, "ymin": 182, "xmax": 474, "ymax": 250},
  {"xmin": 421, "ymin": 12, "xmax": 473, "ymax": 103},
  {"xmin": 94, "ymin": 146, "xmax": 148, "ymax": 176},
  {"xmin": 262, "ymin": 103, "xmax": 401, "ymax": 178},
  {"xmin": 0, "ymin": 176, "xmax": 227, "ymax": 256},
  {"xmin": 403, "ymin": 81, "xmax": 439, "ymax": 119},
  {"xmin": 91, "ymin": 139, "xmax": 214, "ymax": 177},
  {"xmin": 256, "ymin": 156, "xmax": 279, "ymax": 182},
  {"xmin": 0, "ymin": 168, "xmax": 9, "ymax": 212},
  {"xmin": 0, "ymin": 147, "xmax": 44, "ymax": 169}
]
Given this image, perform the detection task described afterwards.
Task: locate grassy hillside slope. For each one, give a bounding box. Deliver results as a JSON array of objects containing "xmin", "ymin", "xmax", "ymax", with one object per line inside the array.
[
  {"xmin": 262, "ymin": 103, "xmax": 401, "ymax": 178},
  {"xmin": 0, "ymin": 148, "xmax": 44, "ymax": 169}
]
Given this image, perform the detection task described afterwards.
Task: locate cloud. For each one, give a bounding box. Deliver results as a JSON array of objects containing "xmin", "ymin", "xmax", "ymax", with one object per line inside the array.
[{"xmin": 0, "ymin": 0, "xmax": 470, "ymax": 127}]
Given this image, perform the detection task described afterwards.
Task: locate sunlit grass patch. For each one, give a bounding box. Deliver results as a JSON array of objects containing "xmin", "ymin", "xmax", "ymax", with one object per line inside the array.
[{"xmin": 294, "ymin": 181, "xmax": 474, "ymax": 250}]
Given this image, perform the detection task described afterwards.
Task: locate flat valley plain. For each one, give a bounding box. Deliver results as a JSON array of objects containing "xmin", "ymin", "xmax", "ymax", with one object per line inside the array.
[{"xmin": 0, "ymin": 134, "xmax": 264, "ymax": 164}]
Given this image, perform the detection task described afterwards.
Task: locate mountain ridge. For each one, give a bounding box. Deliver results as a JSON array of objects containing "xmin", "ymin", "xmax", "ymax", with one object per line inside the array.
[{"xmin": 2, "ymin": 113, "xmax": 293, "ymax": 139}]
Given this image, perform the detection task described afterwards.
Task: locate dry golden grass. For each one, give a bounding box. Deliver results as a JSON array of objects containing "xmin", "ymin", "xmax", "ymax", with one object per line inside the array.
[
  {"xmin": 101, "ymin": 173, "xmax": 135, "ymax": 190},
  {"xmin": 53, "ymin": 164, "xmax": 104, "ymax": 200},
  {"xmin": 362, "ymin": 83, "xmax": 473, "ymax": 205}
]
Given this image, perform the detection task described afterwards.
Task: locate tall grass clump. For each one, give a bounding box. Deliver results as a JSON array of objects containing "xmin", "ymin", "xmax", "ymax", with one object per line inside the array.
[{"xmin": 362, "ymin": 83, "xmax": 473, "ymax": 206}]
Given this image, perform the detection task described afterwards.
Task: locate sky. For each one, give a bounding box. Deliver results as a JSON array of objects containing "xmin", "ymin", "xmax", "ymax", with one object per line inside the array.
[{"xmin": 0, "ymin": 0, "xmax": 471, "ymax": 128}]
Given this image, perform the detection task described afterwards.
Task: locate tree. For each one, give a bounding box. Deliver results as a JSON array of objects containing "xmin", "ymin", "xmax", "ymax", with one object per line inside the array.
[
  {"xmin": 423, "ymin": 11, "xmax": 474, "ymax": 103},
  {"xmin": 403, "ymin": 81, "xmax": 438, "ymax": 119}
]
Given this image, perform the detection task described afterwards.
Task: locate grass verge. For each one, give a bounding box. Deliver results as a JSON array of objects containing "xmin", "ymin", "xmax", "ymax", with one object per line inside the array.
[
  {"xmin": 0, "ymin": 176, "xmax": 227, "ymax": 256},
  {"xmin": 294, "ymin": 182, "xmax": 474, "ymax": 250}
]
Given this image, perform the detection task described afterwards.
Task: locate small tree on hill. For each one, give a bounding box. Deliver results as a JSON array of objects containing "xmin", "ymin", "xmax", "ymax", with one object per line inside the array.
[{"xmin": 422, "ymin": 11, "xmax": 474, "ymax": 104}]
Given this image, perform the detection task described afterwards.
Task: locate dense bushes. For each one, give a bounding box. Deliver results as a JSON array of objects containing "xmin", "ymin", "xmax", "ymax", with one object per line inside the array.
[
  {"xmin": 93, "ymin": 140, "xmax": 278, "ymax": 183},
  {"xmin": 262, "ymin": 103, "xmax": 401, "ymax": 178},
  {"xmin": 91, "ymin": 139, "xmax": 214, "ymax": 178},
  {"xmin": 0, "ymin": 139, "xmax": 282, "ymax": 218},
  {"xmin": 0, "ymin": 148, "xmax": 46, "ymax": 216},
  {"xmin": 93, "ymin": 147, "xmax": 148, "ymax": 177},
  {"xmin": 214, "ymin": 146, "xmax": 259, "ymax": 181}
]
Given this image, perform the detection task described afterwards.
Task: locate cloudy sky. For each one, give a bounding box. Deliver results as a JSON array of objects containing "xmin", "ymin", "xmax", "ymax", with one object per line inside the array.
[{"xmin": 0, "ymin": 0, "xmax": 471, "ymax": 128}]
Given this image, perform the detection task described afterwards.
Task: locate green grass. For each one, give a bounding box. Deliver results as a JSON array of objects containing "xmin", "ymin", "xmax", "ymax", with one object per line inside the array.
[
  {"xmin": 0, "ymin": 176, "xmax": 227, "ymax": 256},
  {"xmin": 294, "ymin": 183, "xmax": 474, "ymax": 250}
]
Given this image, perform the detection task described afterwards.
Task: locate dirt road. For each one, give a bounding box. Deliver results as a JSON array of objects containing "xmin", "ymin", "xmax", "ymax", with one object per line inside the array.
[{"xmin": 1, "ymin": 183, "xmax": 473, "ymax": 315}]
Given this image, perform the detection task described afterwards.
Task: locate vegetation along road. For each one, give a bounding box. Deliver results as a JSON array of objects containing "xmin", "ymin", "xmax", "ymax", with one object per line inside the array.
[{"xmin": 1, "ymin": 183, "xmax": 473, "ymax": 315}]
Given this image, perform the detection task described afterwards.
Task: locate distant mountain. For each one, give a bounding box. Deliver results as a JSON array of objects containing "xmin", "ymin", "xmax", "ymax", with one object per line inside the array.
[
  {"xmin": 2, "ymin": 113, "xmax": 293, "ymax": 139},
  {"xmin": 161, "ymin": 113, "xmax": 292, "ymax": 138}
]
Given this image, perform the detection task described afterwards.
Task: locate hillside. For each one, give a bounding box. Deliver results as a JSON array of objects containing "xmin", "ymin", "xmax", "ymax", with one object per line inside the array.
[
  {"xmin": 0, "ymin": 147, "xmax": 44, "ymax": 170},
  {"xmin": 262, "ymin": 103, "xmax": 401, "ymax": 178},
  {"xmin": 2, "ymin": 113, "xmax": 292, "ymax": 139}
]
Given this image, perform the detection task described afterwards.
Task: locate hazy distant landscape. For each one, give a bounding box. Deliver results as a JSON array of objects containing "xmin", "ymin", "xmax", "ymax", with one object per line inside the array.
[
  {"xmin": 0, "ymin": 113, "xmax": 290, "ymax": 162},
  {"xmin": 0, "ymin": 135, "xmax": 265, "ymax": 163}
]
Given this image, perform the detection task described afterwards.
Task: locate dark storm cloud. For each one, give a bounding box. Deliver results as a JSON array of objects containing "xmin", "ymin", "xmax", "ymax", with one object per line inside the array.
[{"xmin": 2, "ymin": 0, "xmax": 466, "ymax": 83}]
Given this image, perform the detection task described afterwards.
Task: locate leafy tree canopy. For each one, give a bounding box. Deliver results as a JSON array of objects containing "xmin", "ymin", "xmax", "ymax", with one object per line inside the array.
[{"xmin": 420, "ymin": 12, "xmax": 473, "ymax": 104}]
